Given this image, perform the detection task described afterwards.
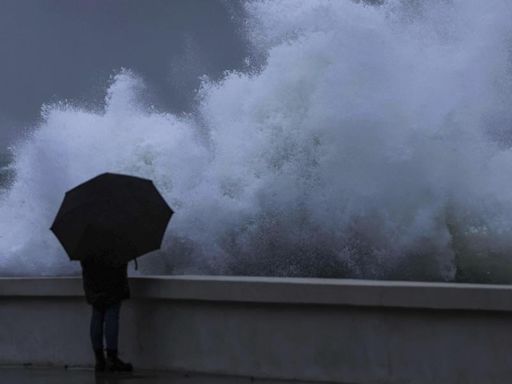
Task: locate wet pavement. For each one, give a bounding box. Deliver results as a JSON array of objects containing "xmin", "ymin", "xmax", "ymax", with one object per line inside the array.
[{"xmin": 0, "ymin": 367, "xmax": 316, "ymax": 384}]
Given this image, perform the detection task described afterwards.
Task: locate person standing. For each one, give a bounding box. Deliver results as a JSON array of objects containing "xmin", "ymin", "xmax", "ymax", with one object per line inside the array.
[{"xmin": 80, "ymin": 249, "xmax": 133, "ymax": 373}]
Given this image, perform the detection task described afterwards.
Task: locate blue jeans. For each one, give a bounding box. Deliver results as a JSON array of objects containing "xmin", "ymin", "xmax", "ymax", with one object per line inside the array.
[{"xmin": 90, "ymin": 302, "xmax": 121, "ymax": 351}]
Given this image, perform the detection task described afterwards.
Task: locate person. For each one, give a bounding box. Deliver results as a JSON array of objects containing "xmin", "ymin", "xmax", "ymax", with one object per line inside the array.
[{"xmin": 80, "ymin": 248, "xmax": 133, "ymax": 373}]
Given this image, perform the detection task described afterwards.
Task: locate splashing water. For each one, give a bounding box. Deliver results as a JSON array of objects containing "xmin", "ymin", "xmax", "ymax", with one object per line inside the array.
[{"xmin": 2, "ymin": 0, "xmax": 512, "ymax": 281}]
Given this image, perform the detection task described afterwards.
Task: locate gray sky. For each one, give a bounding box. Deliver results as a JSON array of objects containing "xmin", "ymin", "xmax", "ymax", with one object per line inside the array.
[{"xmin": 0, "ymin": 0, "xmax": 249, "ymax": 146}]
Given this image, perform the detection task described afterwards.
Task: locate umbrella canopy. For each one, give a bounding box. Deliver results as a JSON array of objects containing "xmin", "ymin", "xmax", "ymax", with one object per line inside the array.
[{"xmin": 50, "ymin": 172, "xmax": 173, "ymax": 264}]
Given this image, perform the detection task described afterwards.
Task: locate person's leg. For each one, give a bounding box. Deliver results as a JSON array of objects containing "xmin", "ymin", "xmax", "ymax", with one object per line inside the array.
[
  {"xmin": 104, "ymin": 301, "xmax": 121, "ymax": 352},
  {"xmin": 104, "ymin": 301, "xmax": 132, "ymax": 372},
  {"xmin": 90, "ymin": 305, "xmax": 106, "ymax": 371},
  {"xmin": 90, "ymin": 305, "xmax": 105, "ymax": 351}
]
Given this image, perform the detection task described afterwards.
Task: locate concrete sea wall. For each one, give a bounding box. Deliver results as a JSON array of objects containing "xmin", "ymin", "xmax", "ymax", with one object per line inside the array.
[{"xmin": 1, "ymin": 276, "xmax": 512, "ymax": 383}]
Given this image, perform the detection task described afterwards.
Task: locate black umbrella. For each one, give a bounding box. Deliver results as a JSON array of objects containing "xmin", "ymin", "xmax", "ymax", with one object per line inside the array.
[{"xmin": 50, "ymin": 172, "xmax": 173, "ymax": 265}]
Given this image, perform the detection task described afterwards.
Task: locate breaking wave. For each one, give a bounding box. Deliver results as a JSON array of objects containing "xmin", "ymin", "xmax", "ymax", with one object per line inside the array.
[{"xmin": 2, "ymin": 0, "xmax": 512, "ymax": 282}]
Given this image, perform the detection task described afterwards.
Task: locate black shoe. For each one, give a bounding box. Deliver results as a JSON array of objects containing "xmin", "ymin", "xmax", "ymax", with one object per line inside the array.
[
  {"xmin": 94, "ymin": 349, "xmax": 106, "ymax": 372},
  {"xmin": 106, "ymin": 349, "xmax": 133, "ymax": 372}
]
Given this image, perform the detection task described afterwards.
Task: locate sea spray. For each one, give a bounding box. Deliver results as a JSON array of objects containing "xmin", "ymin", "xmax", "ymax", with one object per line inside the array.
[{"xmin": 2, "ymin": 0, "xmax": 512, "ymax": 281}]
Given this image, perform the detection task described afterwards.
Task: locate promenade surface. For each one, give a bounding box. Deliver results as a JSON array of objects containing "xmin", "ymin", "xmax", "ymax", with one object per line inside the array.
[{"xmin": 0, "ymin": 367, "xmax": 321, "ymax": 384}]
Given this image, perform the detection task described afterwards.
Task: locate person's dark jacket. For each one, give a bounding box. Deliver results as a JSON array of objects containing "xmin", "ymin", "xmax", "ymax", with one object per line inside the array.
[{"xmin": 80, "ymin": 252, "xmax": 130, "ymax": 308}]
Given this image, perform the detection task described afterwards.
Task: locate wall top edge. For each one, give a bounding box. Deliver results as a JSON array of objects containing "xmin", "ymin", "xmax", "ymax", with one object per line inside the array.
[{"xmin": 1, "ymin": 275, "xmax": 511, "ymax": 312}]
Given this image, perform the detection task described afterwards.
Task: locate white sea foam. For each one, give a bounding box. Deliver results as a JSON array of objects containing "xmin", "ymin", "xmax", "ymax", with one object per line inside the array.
[{"xmin": 2, "ymin": 0, "xmax": 512, "ymax": 280}]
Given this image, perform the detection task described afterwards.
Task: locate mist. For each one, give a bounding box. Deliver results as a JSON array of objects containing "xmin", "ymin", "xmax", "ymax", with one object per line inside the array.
[{"xmin": 2, "ymin": 0, "xmax": 512, "ymax": 283}]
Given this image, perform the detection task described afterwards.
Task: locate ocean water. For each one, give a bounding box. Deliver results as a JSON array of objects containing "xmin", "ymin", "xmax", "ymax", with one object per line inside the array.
[{"xmin": 1, "ymin": 0, "xmax": 512, "ymax": 281}]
